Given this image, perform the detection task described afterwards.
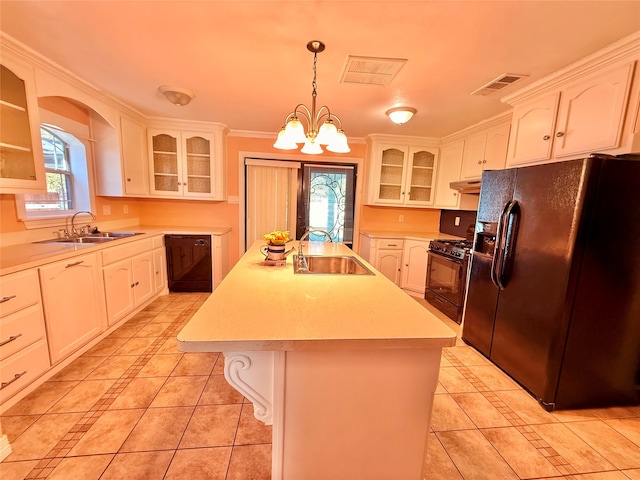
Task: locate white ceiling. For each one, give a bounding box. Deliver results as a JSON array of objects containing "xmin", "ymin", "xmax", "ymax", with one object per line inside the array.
[{"xmin": 1, "ymin": 1, "xmax": 639, "ymax": 140}]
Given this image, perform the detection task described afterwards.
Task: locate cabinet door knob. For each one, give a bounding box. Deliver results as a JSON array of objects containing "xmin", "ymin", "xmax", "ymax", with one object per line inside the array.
[
  {"xmin": 556, "ymin": 131, "xmax": 565, "ymax": 138},
  {"xmin": 477, "ymin": 160, "xmax": 482, "ymax": 164},
  {"xmin": 127, "ymin": 178, "xmax": 131, "ymax": 182},
  {"xmin": 482, "ymin": 160, "xmax": 487, "ymax": 164},
  {"xmin": 543, "ymin": 135, "xmax": 551, "ymax": 140}
]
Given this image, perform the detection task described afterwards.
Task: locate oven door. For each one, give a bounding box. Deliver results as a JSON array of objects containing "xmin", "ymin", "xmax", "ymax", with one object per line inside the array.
[{"xmin": 425, "ymin": 250, "xmax": 466, "ymax": 312}]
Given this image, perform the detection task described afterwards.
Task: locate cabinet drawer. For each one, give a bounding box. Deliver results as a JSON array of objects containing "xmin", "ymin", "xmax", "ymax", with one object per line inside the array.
[
  {"xmin": 0, "ymin": 269, "xmax": 40, "ymax": 318},
  {"xmin": 0, "ymin": 304, "xmax": 46, "ymax": 360},
  {"xmin": 152, "ymin": 235, "xmax": 164, "ymax": 250},
  {"xmin": 102, "ymin": 238, "xmax": 153, "ymax": 265},
  {"xmin": 376, "ymin": 239, "xmax": 404, "ymax": 250},
  {"xmin": 0, "ymin": 339, "xmax": 50, "ymax": 404}
]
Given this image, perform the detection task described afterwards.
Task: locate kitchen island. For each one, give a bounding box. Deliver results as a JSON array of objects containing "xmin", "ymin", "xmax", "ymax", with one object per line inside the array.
[{"xmin": 178, "ymin": 241, "xmax": 456, "ymax": 480}]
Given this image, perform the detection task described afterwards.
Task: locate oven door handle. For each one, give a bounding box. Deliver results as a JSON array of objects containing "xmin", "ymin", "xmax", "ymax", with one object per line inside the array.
[
  {"xmin": 497, "ymin": 200, "xmax": 520, "ymax": 289},
  {"xmin": 491, "ymin": 200, "xmax": 512, "ymax": 289}
]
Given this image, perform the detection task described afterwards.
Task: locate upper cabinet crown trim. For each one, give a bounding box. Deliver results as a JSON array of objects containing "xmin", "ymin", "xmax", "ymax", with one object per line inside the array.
[{"xmin": 502, "ymin": 30, "xmax": 640, "ymax": 106}]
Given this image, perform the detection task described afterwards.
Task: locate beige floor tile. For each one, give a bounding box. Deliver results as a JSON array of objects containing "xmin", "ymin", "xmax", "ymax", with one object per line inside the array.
[
  {"xmin": 436, "ymin": 429, "xmax": 519, "ymax": 480},
  {"xmin": 107, "ymin": 322, "xmax": 143, "ymax": 338},
  {"xmin": 430, "ymin": 394, "xmax": 476, "ymax": 432},
  {"xmin": 0, "ymin": 460, "xmax": 39, "ymax": 480},
  {"xmin": 172, "ymin": 352, "xmax": 219, "ymax": 376},
  {"xmin": 83, "ymin": 336, "xmax": 128, "ymax": 356},
  {"xmin": 592, "ymin": 405, "xmax": 640, "ymax": 419},
  {"xmin": 48, "ymin": 356, "xmax": 106, "ymax": 382},
  {"xmin": 3, "ymin": 381, "xmax": 78, "ymax": 416},
  {"xmin": 150, "ymin": 375, "xmax": 208, "ymax": 407},
  {"xmin": 235, "ymin": 403, "xmax": 272, "ymax": 445},
  {"xmin": 199, "ymin": 374, "xmax": 245, "ymax": 405},
  {"xmin": 439, "ymin": 355, "xmax": 453, "ymax": 368},
  {"xmin": 532, "ymin": 422, "xmax": 616, "ymax": 473},
  {"xmin": 136, "ymin": 353, "xmax": 183, "ymax": 377},
  {"xmin": 622, "ymin": 469, "xmax": 640, "ymax": 479},
  {"xmin": 100, "ymin": 450, "xmax": 174, "ymax": 480},
  {"xmin": 450, "ymin": 393, "xmax": 511, "ymax": 428},
  {"xmin": 481, "ymin": 426, "xmax": 561, "ymax": 478},
  {"xmin": 135, "ymin": 322, "xmax": 174, "ymax": 337},
  {"xmin": 114, "ymin": 336, "xmax": 157, "ymax": 355},
  {"xmin": 108, "ymin": 376, "xmax": 166, "ymax": 410},
  {"xmin": 494, "ymin": 389, "xmax": 560, "ymax": 425},
  {"xmin": 605, "ymin": 417, "xmax": 640, "ymax": 445},
  {"xmin": 4, "ymin": 412, "xmax": 83, "ymax": 461},
  {"xmin": 179, "ymin": 404, "xmax": 242, "ymax": 448},
  {"xmin": 438, "ymin": 367, "xmax": 478, "ymax": 394},
  {"xmin": 120, "ymin": 406, "xmax": 193, "ymax": 452},
  {"xmin": 566, "ymin": 420, "xmax": 640, "ymax": 469},
  {"xmin": 68, "ymin": 408, "xmax": 145, "ymax": 455},
  {"xmin": 151, "ymin": 311, "xmax": 181, "ymax": 323},
  {"xmin": 164, "ymin": 447, "xmax": 232, "ymax": 480},
  {"xmin": 574, "ymin": 472, "xmax": 634, "ymax": 480},
  {"xmin": 1, "ymin": 414, "xmax": 40, "ymax": 442},
  {"xmin": 445, "ymin": 345, "xmax": 491, "ymax": 366},
  {"xmin": 47, "ymin": 454, "xmax": 113, "ymax": 480},
  {"xmin": 157, "ymin": 336, "xmax": 182, "ymax": 354},
  {"xmin": 48, "ymin": 379, "xmax": 115, "ymax": 413},
  {"xmin": 550, "ymin": 408, "xmax": 601, "ymax": 423},
  {"xmin": 423, "ymin": 432, "xmax": 464, "ymax": 480},
  {"xmin": 226, "ymin": 444, "xmax": 271, "ymax": 480},
  {"xmin": 466, "ymin": 365, "xmax": 520, "ymax": 391},
  {"xmin": 84, "ymin": 355, "xmax": 137, "ymax": 380},
  {"xmin": 212, "ymin": 355, "xmax": 226, "ymax": 374}
]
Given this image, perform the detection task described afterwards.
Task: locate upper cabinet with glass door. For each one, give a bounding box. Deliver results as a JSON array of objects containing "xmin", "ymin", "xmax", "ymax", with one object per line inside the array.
[
  {"xmin": 0, "ymin": 57, "xmax": 46, "ymax": 193},
  {"xmin": 367, "ymin": 138, "xmax": 438, "ymax": 207},
  {"xmin": 148, "ymin": 127, "xmax": 226, "ymax": 200}
]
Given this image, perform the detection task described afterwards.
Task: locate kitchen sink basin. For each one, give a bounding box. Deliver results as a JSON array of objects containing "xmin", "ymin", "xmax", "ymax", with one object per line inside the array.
[
  {"xmin": 293, "ymin": 255, "xmax": 374, "ymax": 275},
  {"xmin": 34, "ymin": 232, "xmax": 143, "ymax": 244}
]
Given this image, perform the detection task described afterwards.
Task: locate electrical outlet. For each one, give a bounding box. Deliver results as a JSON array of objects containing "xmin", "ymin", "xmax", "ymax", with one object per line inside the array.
[
  {"xmin": 103, "ymin": 205, "xmax": 111, "ymax": 216},
  {"xmin": 399, "ymin": 214, "xmax": 404, "ymax": 223},
  {"xmin": 455, "ymin": 216, "xmax": 461, "ymax": 226},
  {"xmin": 123, "ymin": 204, "xmax": 129, "ymax": 214}
]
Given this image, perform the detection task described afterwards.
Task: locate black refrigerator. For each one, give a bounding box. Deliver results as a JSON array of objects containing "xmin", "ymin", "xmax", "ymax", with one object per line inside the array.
[{"xmin": 462, "ymin": 153, "xmax": 640, "ymax": 410}]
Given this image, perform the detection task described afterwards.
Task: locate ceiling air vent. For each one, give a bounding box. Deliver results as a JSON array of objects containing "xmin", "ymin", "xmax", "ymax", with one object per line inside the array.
[
  {"xmin": 340, "ymin": 56, "xmax": 407, "ymax": 86},
  {"xmin": 471, "ymin": 73, "xmax": 528, "ymax": 96}
]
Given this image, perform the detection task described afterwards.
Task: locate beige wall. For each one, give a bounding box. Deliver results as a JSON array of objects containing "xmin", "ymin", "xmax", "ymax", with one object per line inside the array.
[{"xmin": 0, "ymin": 134, "xmax": 442, "ymax": 266}]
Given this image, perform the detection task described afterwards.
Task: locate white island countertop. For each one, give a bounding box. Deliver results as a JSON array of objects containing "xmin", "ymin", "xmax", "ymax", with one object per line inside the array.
[{"xmin": 178, "ymin": 240, "xmax": 456, "ymax": 352}]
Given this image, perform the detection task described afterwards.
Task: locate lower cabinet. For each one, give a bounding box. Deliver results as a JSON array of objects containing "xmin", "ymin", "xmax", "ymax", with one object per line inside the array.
[
  {"xmin": 153, "ymin": 247, "xmax": 166, "ymax": 293},
  {"xmin": 372, "ymin": 239, "xmax": 404, "ymax": 285},
  {"xmin": 103, "ymin": 251, "xmax": 154, "ymax": 326},
  {"xmin": 400, "ymin": 240, "xmax": 430, "ymax": 296},
  {"xmin": 39, "ymin": 252, "xmax": 105, "ymax": 365}
]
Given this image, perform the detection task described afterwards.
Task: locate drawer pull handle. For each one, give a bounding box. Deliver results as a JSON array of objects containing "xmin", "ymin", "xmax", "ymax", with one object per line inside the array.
[
  {"xmin": 1, "ymin": 371, "xmax": 27, "ymax": 390},
  {"xmin": 388, "ymin": 244, "xmax": 397, "ymax": 247},
  {"xmin": 0, "ymin": 295, "xmax": 17, "ymax": 304},
  {"xmin": 0, "ymin": 333, "xmax": 22, "ymax": 347},
  {"xmin": 66, "ymin": 260, "xmax": 84, "ymax": 268}
]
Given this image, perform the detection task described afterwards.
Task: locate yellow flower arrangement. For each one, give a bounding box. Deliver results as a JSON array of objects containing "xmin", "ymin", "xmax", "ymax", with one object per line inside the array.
[{"xmin": 263, "ymin": 230, "xmax": 290, "ymax": 246}]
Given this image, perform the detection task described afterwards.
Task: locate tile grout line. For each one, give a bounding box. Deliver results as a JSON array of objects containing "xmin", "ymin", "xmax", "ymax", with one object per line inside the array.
[
  {"xmin": 23, "ymin": 305, "xmax": 194, "ymax": 480},
  {"xmin": 441, "ymin": 349, "xmax": 580, "ymax": 478}
]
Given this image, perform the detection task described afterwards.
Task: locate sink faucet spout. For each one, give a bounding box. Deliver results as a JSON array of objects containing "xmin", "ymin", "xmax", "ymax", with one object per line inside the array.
[
  {"xmin": 71, "ymin": 210, "xmax": 96, "ymax": 236},
  {"xmin": 298, "ymin": 229, "xmax": 333, "ymax": 269}
]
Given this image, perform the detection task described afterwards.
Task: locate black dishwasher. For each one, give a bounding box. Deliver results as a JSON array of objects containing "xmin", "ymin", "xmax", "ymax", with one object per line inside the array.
[{"xmin": 165, "ymin": 235, "xmax": 212, "ymax": 292}]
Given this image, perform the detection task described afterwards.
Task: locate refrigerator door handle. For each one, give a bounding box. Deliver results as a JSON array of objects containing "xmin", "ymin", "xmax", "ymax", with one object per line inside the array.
[
  {"xmin": 497, "ymin": 200, "xmax": 520, "ymax": 289},
  {"xmin": 491, "ymin": 200, "xmax": 512, "ymax": 288}
]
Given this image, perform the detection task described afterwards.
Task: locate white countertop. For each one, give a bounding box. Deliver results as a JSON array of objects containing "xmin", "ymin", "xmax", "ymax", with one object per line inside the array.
[
  {"xmin": 177, "ymin": 241, "xmax": 457, "ymax": 352},
  {"xmin": 360, "ymin": 230, "xmax": 463, "ymax": 241},
  {"xmin": 0, "ymin": 225, "xmax": 231, "ymax": 276}
]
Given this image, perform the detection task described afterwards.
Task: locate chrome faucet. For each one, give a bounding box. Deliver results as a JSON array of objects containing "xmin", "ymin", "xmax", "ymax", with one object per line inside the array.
[
  {"xmin": 71, "ymin": 210, "xmax": 96, "ymax": 236},
  {"xmin": 298, "ymin": 229, "xmax": 333, "ymax": 269}
]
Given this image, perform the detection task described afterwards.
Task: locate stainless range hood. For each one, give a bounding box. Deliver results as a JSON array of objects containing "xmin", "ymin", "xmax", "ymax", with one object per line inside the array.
[{"xmin": 450, "ymin": 179, "xmax": 482, "ymax": 194}]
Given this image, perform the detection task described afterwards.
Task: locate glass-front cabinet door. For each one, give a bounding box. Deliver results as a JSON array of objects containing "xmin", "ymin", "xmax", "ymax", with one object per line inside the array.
[
  {"xmin": 376, "ymin": 145, "xmax": 408, "ymax": 204},
  {"xmin": 149, "ymin": 130, "xmax": 180, "ymax": 195},
  {"xmin": 182, "ymin": 132, "xmax": 213, "ymax": 197},
  {"xmin": 0, "ymin": 60, "xmax": 46, "ymax": 193},
  {"xmin": 406, "ymin": 148, "xmax": 435, "ymax": 205}
]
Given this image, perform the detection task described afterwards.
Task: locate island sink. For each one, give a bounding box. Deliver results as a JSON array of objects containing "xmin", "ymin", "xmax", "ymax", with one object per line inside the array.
[{"xmin": 292, "ymin": 255, "xmax": 374, "ymax": 275}]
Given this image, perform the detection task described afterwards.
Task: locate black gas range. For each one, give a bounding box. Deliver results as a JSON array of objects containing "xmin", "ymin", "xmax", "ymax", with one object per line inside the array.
[{"xmin": 425, "ymin": 239, "xmax": 473, "ymax": 324}]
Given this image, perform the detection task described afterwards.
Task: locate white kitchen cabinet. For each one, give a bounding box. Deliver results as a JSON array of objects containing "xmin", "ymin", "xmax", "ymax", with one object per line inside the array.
[
  {"xmin": 0, "ymin": 269, "xmax": 50, "ymax": 404},
  {"xmin": 102, "ymin": 239, "xmax": 156, "ymax": 326},
  {"xmin": 152, "ymin": 236, "xmax": 167, "ymax": 294},
  {"xmin": 367, "ymin": 137, "xmax": 439, "ymax": 207},
  {"xmin": 148, "ymin": 128, "xmax": 225, "ymax": 200},
  {"xmin": 0, "ymin": 56, "xmax": 46, "ymax": 193},
  {"xmin": 371, "ymin": 239, "xmax": 404, "ymax": 285},
  {"xmin": 433, "ymin": 141, "xmax": 463, "ymax": 208},
  {"xmin": 400, "ymin": 240, "xmax": 430, "ymax": 297},
  {"xmin": 460, "ymin": 122, "xmax": 510, "ymax": 180},
  {"xmin": 506, "ymin": 63, "xmax": 633, "ymax": 166},
  {"xmin": 39, "ymin": 252, "xmax": 105, "ymax": 365},
  {"xmin": 120, "ymin": 115, "xmax": 150, "ymax": 195}
]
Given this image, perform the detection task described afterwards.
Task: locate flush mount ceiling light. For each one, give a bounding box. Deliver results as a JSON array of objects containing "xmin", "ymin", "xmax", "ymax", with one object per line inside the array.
[
  {"xmin": 273, "ymin": 40, "xmax": 350, "ymax": 155},
  {"xmin": 158, "ymin": 86, "xmax": 194, "ymax": 106},
  {"xmin": 386, "ymin": 107, "xmax": 417, "ymax": 125}
]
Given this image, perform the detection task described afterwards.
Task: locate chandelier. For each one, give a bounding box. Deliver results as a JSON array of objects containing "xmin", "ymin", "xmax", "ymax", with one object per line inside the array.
[{"xmin": 273, "ymin": 40, "xmax": 350, "ymax": 155}]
